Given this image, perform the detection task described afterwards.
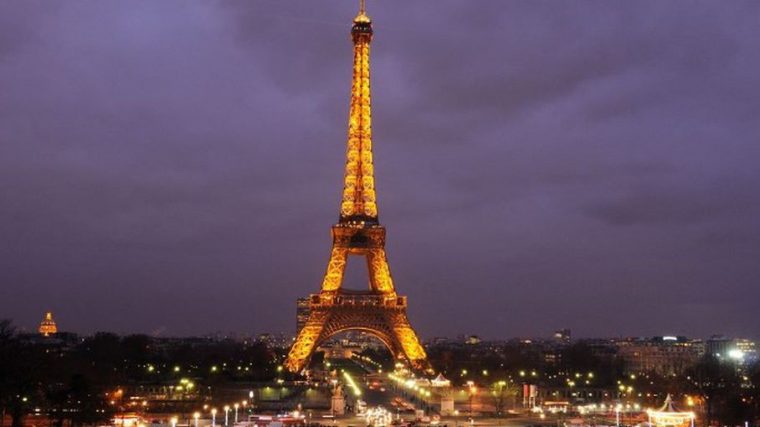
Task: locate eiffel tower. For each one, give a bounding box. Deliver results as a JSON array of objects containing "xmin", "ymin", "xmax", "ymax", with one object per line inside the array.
[{"xmin": 284, "ymin": 1, "xmax": 431, "ymax": 374}]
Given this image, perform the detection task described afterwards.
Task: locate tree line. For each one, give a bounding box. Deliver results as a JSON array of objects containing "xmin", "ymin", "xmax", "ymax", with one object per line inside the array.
[{"xmin": 0, "ymin": 320, "xmax": 280, "ymax": 427}]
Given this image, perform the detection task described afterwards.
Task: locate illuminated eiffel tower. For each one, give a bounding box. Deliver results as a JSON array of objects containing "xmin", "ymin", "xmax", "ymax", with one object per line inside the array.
[{"xmin": 285, "ymin": 1, "xmax": 431, "ymax": 373}]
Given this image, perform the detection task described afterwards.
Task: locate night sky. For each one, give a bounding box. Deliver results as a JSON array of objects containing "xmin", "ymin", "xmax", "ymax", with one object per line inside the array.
[{"xmin": 1, "ymin": 1, "xmax": 759, "ymax": 340}]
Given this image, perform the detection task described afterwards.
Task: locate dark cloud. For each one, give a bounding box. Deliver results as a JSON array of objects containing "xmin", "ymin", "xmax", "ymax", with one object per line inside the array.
[{"xmin": 1, "ymin": 0, "xmax": 759, "ymax": 340}]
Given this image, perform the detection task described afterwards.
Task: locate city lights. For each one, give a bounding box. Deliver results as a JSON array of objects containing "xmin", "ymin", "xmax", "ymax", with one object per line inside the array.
[{"xmin": 2, "ymin": 3, "xmax": 757, "ymax": 427}]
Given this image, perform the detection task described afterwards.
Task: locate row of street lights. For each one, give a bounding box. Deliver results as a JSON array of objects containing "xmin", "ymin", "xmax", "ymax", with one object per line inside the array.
[{"xmin": 168, "ymin": 397, "xmax": 252, "ymax": 427}]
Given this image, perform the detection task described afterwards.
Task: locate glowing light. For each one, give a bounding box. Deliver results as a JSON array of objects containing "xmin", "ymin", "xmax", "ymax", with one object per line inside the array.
[
  {"xmin": 343, "ymin": 371, "xmax": 362, "ymax": 397},
  {"xmin": 365, "ymin": 406, "xmax": 392, "ymax": 427},
  {"xmin": 38, "ymin": 311, "xmax": 58, "ymax": 336}
]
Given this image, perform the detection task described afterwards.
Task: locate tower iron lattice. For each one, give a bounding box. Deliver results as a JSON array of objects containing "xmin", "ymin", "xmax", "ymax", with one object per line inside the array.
[{"xmin": 284, "ymin": 3, "xmax": 431, "ymax": 374}]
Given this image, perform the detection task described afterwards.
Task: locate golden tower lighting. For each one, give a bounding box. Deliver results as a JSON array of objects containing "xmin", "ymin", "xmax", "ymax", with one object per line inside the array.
[{"xmin": 284, "ymin": 1, "xmax": 430, "ymax": 374}]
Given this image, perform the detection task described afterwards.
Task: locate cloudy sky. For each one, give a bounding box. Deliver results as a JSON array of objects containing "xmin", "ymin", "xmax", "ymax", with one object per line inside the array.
[{"xmin": 1, "ymin": 0, "xmax": 759, "ymax": 340}]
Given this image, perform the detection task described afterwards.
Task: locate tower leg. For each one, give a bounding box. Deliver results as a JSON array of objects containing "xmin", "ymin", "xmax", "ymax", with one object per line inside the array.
[
  {"xmin": 285, "ymin": 310, "xmax": 328, "ymax": 373},
  {"xmin": 367, "ymin": 248, "xmax": 396, "ymax": 294},
  {"xmin": 321, "ymin": 247, "xmax": 348, "ymax": 292},
  {"xmin": 390, "ymin": 311, "xmax": 432, "ymax": 372}
]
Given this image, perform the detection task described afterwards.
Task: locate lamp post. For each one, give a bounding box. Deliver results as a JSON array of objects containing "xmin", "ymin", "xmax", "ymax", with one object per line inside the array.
[
  {"xmin": 234, "ymin": 404, "xmax": 239, "ymax": 424},
  {"xmin": 467, "ymin": 381, "xmax": 477, "ymax": 416},
  {"xmin": 171, "ymin": 417, "xmax": 178, "ymax": 427},
  {"xmin": 224, "ymin": 405, "xmax": 230, "ymax": 426},
  {"xmin": 194, "ymin": 412, "xmax": 200, "ymax": 427},
  {"xmin": 615, "ymin": 405, "xmax": 621, "ymax": 427},
  {"xmin": 211, "ymin": 409, "xmax": 217, "ymax": 427}
]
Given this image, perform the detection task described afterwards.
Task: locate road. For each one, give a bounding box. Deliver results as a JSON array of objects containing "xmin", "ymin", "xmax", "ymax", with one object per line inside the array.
[{"xmin": 320, "ymin": 358, "xmax": 548, "ymax": 427}]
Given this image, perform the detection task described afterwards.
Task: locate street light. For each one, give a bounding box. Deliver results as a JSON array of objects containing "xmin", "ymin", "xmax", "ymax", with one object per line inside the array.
[
  {"xmin": 171, "ymin": 417, "xmax": 178, "ymax": 427},
  {"xmin": 234, "ymin": 403, "xmax": 239, "ymax": 424},
  {"xmin": 224, "ymin": 405, "xmax": 230, "ymax": 426},
  {"xmin": 467, "ymin": 381, "xmax": 477, "ymax": 416},
  {"xmin": 211, "ymin": 409, "xmax": 217, "ymax": 427},
  {"xmin": 194, "ymin": 412, "xmax": 200, "ymax": 427}
]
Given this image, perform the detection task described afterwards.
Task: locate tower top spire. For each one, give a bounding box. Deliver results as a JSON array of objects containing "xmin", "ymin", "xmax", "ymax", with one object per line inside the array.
[
  {"xmin": 354, "ymin": 0, "xmax": 371, "ymax": 24},
  {"xmin": 343, "ymin": 0, "xmax": 375, "ymax": 222}
]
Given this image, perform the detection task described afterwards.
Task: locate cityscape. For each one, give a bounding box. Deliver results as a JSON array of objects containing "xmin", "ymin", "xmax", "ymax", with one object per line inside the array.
[
  {"xmin": 1, "ymin": 2, "xmax": 759, "ymax": 427},
  {"xmin": 2, "ymin": 314, "xmax": 759, "ymax": 427}
]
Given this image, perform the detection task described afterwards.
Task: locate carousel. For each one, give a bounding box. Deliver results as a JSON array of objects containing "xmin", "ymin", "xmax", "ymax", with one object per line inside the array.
[{"xmin": 646, "ymin": 395, "xmax": 696, "ymax": 427}]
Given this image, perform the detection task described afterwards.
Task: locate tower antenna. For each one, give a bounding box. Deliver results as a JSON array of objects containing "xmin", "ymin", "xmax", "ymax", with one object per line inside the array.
[{"xmin": 359, "ymin": 0, "xmax": 366, "ymax": 14}]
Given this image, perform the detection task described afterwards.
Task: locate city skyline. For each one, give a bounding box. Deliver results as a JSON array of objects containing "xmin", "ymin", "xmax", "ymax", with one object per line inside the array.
[
  {"xmin": 11, "ymin": 310, "xmax": 760, "ymax": 344},
  {"xmin": 2, "ymin": 1, "xmax": 760, "ymax": 340}
]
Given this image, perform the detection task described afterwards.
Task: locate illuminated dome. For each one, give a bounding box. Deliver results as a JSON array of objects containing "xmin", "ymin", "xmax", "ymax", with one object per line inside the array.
[{"xmin": 38, "ymin": 311, "xmax": 58, "ymax": 337}]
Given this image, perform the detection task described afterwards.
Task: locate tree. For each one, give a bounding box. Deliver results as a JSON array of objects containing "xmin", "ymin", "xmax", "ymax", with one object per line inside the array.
[
  {"xmin": 747, "ymin": 361, "xmax": 760, "ymax": 423},
  {"xmin": 0, "ymin": 320, "xmax": 17, "ymax": 427},
  {"xmin": 68, "ymin": 374, "xmax": 113, "ymax": 427},
  {"xmin": 685, "ymin": 355, "xmax": 741, "ymax": 426},
  {"xmin": 0, "ymin": 321, "xmax": 41, "ymax": 427},
  {"xmin": 490, "ymin": 380, "xmax": 518, "ymax": 416},
  {"xmin": 44, "ymin": 374, "xmax": 113, "ymax": 427}
]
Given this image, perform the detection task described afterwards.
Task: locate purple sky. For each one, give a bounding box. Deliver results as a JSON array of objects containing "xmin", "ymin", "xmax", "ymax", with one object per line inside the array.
[{"xmin": 1, "ymin": 1, "xmax": 759, "ymax": 340}]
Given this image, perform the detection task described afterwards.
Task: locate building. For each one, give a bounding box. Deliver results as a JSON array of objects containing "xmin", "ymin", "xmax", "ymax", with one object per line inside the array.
[
  {"xmin": 706, "ymin": 336, "xmax": 757, "ymax": 364},
  {"xmin": 616, "ymin": 336, "xmax": 703, "ymax": 375},
  {"xmin": 554, "ymin": 329, "xmax": 572, "ymax": 344},
  {"xmin": 38, "ymin": 311, "xmax": 58, "ymax": 336},
  {"xmin": 256, "ymin": 333, "xmax": 288, "ymax": 348},
  {"xmin": 705, "ymin": 335, "xmax": 733, "ymax": 358},
  {"xmin": 296, "ymin": 297, "xmax": 310, "ymax": 334},
  {"xmin": 734, "ymin": 338, "xmax": 757, "ymax": 363}
]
